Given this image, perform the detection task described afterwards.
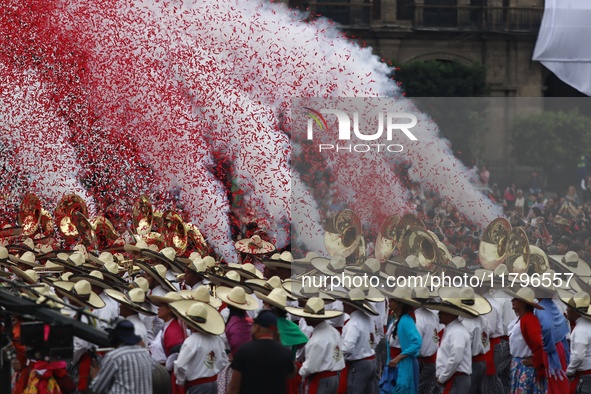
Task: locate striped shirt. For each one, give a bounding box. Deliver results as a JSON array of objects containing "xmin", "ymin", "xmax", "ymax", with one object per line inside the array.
[{"xmin": 89, "ymin": 345, "xmax": 153, "ymax": 394}]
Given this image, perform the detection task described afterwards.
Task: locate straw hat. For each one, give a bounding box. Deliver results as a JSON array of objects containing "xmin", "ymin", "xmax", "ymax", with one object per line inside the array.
[
  {"xmin": 169, "ymin": 300, "xmax": 225, "ymax": 335},
  {"xmin": 283, "ymin": 278, "xmax": 334, "ymax": 301},
  {"xmin": 148, "ymin": 291, "xmax": 185, "ymax": 306},
  {"xmin": 55, "ymin": 252, "xmax": 91, "ymax": 274},
  {"xmin": 437, "ymin": 287, "xmax": 492, "ymax": 316},
  {"xmin": 181, "ymin": 285, "xmax": 222, "ymax": 309},
  {"xmin": 207, "ymin": 270, "xmax": 253, "ymax": 294},
  {"xmin": 332, "ymin": 288, "xmax": 379, "ymax": 316},
  {"xmin": 381, "ymin": 285, "xmax": 421, "ymax": 308},
  {"xmin": 8, "ymin": 251, "xmax": 41, "ymax": 268},
  {"xmin": 33, "ymin": 261, "xmax": 64, "ymax": 273},
  {"xmin": 255, "ymin": 288, "xmax": 289, "ymax": 309},
  {"xmin": 262, "ymin": 251, "xmax": 294, "ymax": 270},
  {"xmin": 345, "ymin": 258, "xmax": 389, "ymax": 282},
  {"xmin": 215, "ymin": 286, "xmax": 258, "ymax": 311},
  {"xmin": 333, "ymin": 278, "xmax": 385, "ymax": 302},
  {"xmin": 104, "ymin": 288, "xmax": 156, "ymax": 315},
  {"xmin": 134, "ymin": 261, "xmax": 176, "ymax": 292},
  {"xmin": 142, "ymin": 247, "xmax": 185, "ymax": 273},
  {"xmin": 385, "ymin": 255, "xmax": 430, "ymax": 275},
  {"xmin": 224, "ymin": 263, "xmax": 264, "ymax": 280},
  {"xmin": 0, "ymin": 246, "xmax": 8, "ymax": 262},
  {"xmin": 293, "ymin": 252, "xmax": 320, "ymax": 268},
  {"xmin": 88, "ymin": 251, "xmax": 115, "ymax": 267},
  {"xmin": 285, "ymin": 297, "xmax": 343, "ymax": 320},
  {"xmin": 53, "ymin": 280, "xmax": 106, "ymax": 309},
  {"xmin": 245, "ymin": 276, "xmax": 294, "ymax": 299},
  {"xmin": 503, "ymin": 287, "xmax": 544, "ymax": 310},
  {"xmin": 560, "ymin": 291, "xmax": 591, "ymax": 314},
  {"xmin": 234, "ymin": 235, "xmax": 276, "ymax": 255},
  {"xmin": 12, "ymin": 267, "xmax": 40, "ymax": 284},
  {"xmin": 69, "ymin": 270, "xmax": 121, "ymax": 290},
  {"xmin": 550, "ymin": 251, "xmax": 591, "ymax": 277},
  {"xmin": 310, "ymin": 256, "xmax": 346, "ymax": 276},
  {"xmin": 131, "ymin": 277, "xmax": 150, "ymax": 293},
  {"xmin": 185, "ymin": 259, "xmax": 208, "ymax": 277}
]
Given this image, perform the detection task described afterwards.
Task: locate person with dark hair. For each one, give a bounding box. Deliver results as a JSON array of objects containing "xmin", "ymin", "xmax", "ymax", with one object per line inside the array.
[
  {"xmin": 89, "ymin": 319, "xmax": 154, "ymax": 394},
  {"xmin": 227, "ymin": 310, "xmax": 296, "ymax": 394}
]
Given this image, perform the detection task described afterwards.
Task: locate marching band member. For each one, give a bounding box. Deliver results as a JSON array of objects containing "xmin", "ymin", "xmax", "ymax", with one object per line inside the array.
[{"xmin": 562, "ymin": 291, "xmax": 591, "ymax": 394}]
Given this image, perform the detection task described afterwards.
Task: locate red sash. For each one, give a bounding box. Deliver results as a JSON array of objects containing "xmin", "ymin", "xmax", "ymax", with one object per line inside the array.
[
  {"xmin": 570, "ymin": 369, "xmax": 591, "ymax": 394},
  {"xmin": 338, "ymin": 355, "xmax": 375, "ymax": 394},
  {"xmin": 78, "ymin": 353, "xmax": 92, "ymax": 391},
  {"xmin": 390, "ymin": 347, "xmax": 402, "ymax": 359},
  {"xmin": 419, "ymin": 353, "xmax": 437, "ymax": 365},
  {"xmin": 286, "ymin": 362, "xmax": 301, "ymax": 394},
  {"xmin": 473, "ymin": 353, "xmax": 487, "ymax": 362},
  {"xmin": 186, "ymin": 374, "xmax": 217, "ymax": 388},
  {"xmin": 443, "ymin": 371, "xmax": 466, "ymax": 394},
  {"xmin": 306, "ymin": 371, "xmax": 338, "ymax": 394}
]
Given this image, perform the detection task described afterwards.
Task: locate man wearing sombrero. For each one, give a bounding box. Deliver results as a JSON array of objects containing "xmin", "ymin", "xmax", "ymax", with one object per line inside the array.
[
  {"xmin": 169, "ymin": 300, "xmax": 228, "ymax": 393},
  {"xmin": 286, "ymin": 297, "xmax": 345, "ymax": 394},
  {"xmin": 562, "ymin": 291, "xmax": 591, "ymax": 394},
  {"xmin": 105, "ymin": 287, "xmax": 157, "ymax": 346}
]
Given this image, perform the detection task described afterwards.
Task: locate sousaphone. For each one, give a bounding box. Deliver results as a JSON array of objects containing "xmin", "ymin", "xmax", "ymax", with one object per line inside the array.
[
  {"xmin": 504, "ymin": 228, "xmax": 531, "ymax": 274},
  {"xmin": 401, "ymin": 226, "xmax": 438, "ymax": 272},
  {"xmin": 161, "ymin": 211, "xmax": 188, "ymax": 255},
  {"xmin": 324, "ymin": 209, "xmax": 362, "ymax": 258},
  {"xmin": 91, "ymin": 216, "xmax": 119, "ymax": 250},
  {"xmin": 186, "ymin": 222, "xmax": 209, "ymax": 257},
  {"xmin": 55, "ymin": 194, "xmax": 90, "ymax": 241},
  {"xmin": 395, "ymin": 214, "xmax": 426, "ymax": 248},
  {"xmin": 527, "ymin": 245, "xmax": 551, "ymax": 275},
  {"xmin": 478, "ymin": 218, "xmax": 511, "ymax": 270},
  {"xmin": 132, "ymin": 195, "xmax": 153, "ymax": 235},
  {"xmin": 375, "ymin": 214, "xmax": 400, "ymax": 262},
  {"xmin": 18, "ymin": 193, "xmax": 42, "ymax": 236}
]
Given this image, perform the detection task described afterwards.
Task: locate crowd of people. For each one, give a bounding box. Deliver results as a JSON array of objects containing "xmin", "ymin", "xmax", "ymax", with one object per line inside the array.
[{"xmin": 1, "ymin": 181, "xmax": 591, "ymax": 394}]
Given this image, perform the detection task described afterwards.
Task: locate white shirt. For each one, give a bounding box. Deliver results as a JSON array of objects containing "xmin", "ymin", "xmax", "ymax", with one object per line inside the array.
[
  {"xmin": 174, "ymin": 331, "xmax": 228, "ymax": 384},
  {"xmin": 299, "ymin": 321, "xmax": 345, "ymax": 377},
  {"xmin": 567, "ymin": 317, "xmax": 591, "ymax": 376},
  {"xmin": 342, "ymin": 310, "xmax": 375, "ymax": 361},
  {"xmin": 460, "ymin": 315, "xmax": 489, "ymax": 356},
  {"xmin": 415, "ymin": 308, "xmax": 439, "ymax": 357},
  {"xmin": 150, "ymin": 320, "xmax": 170, "ymax": 364},
  {"xmin": 508, "ymin": 318, "xmax": 531, "ymax": 358},
  {"xmin": 97, "ymin": 291, "xmax": 120, "ymax": 329},
  {"xmin": 128, "ymin": 314, "xmax": 149, "ymax": 346},
  {"xmin": 327, "ymin": 300, "xmax": 345, "ymax": 328},
  {"xmin": 493, "ymin": 292, "xmax": 515, "ymax": 336},
  {"xmin": 368, "ymin": 300, "xmax": 387, "ymax": 341},
  {"xmin": 436, "ymin": 318, "xmax": 472, "ymax": 383},
  {"xmin": 483, "ymin": 292, "xmax": 504, "ymax": 338}
]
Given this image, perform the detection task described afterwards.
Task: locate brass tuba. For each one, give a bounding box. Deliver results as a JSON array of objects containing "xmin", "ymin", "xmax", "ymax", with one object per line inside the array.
[
  {"xmin": 527, "ymin": 245, "xmax": 551, "ymax": 275},
  {"xmin": 55, "ymin": 194, "xmax": 90, "ymax": 241},
  {"xmin": 478, "ymin": 218, "xmax": 512, "ymax": 270},
  {"xmin": 324, "ymin": 209, "xmax": 362, "ymax": 258},
  {"xmin": 504, "ymin": 228, "xmax": 531, "ymax": 274},
  {"xmin": 401, "ymin": 226, "xmax": 439, "ymax": 271},
  {"xmin": 91, "ymin": 216, "xmax": 119, "ymax": 250},
  {"xmin": 18, "ymin": 193, "xmax": 42, "ymax": 236},
  {"xmin": 132, "ymin": 195, "xmax": 153, "ymax": 235},
  {"xmin": 186, "ymin": 222, "xmax": 209, "ymax": 257},
  {"xmin": 375, "ymin": 214, "xmax": 400, "ymax": 262},
  {"xmin": 395, "ymin": 214, "xmax": 426, "ymax": 247},
  {"xmin": 161, "ymin": 211, "xmax": 188, "ymax": 255}
]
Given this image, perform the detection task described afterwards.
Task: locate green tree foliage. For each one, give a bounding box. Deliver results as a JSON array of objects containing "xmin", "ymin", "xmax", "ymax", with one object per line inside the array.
[
  {"xmin": 392, "ymin": 60, "xmax": 490, "ymax": 166},
  {"xmin": 510, "ymin": 109, "xmax": 591, "ymax": 173}
]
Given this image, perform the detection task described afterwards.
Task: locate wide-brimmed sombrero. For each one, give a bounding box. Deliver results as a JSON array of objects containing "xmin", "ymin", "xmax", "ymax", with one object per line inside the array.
[
  {"xmin": 53, "ymin": 252, "xmax": 92, "ymax": 274},
  {"xmin": 87, "ymin": 251, "xmax": 116, "ymax": 267},
  {"xmin": 262, "ymin": 251, "xmax": 294, "ymax": 270},
  {"xmin": 422, "ymin": 287, "xmax": 482, "ymax": 318},
  {"xmin": 215, "ymin": 286, "xmax": 259, "ymax": 311},
  {"xmin": 8, "ymin": 251, "xmax": 41, "ymax": 268},
  {"xmin": 502, "ymin": 287, "xmax": 544, "ymax": 310},
  {"xmin": 380, "ymin": 285, "xmax": 421, "ymax": 308},
  {"xmin": 11, "ymin": 267, "xmax": 40, "ymax": 284},
  {"xmin": 169, "ymin": 300, "xmax": 225, "ymax": 335},
  {"xmin": 223, "ymin": 263, "xmax": 264, "ymax": 280},
  {"xmin": 254, "ymin": 288, "xmax": 290, "ymax": 310},
  {"xmin": 329, "ymin": 278, "xmax": 385, "ymax": 302},
  {"xmin": 105, "ymin": 288, "xmax": 156, "ymax": 315},
  {"xmin": 330, "ymin": 288, "xmax": 378, "ymax": 316},
  {"xmin": 69, "ymin": 270, "xmax": 125, "ymax": 290},
  {"xmin": 285, "ymin": 297, "xmax": 344, "ymax": 320},
  {"xmin": 437, "ymin": 286, "xmax": 492, "ymax": 316},
  {"xmin": 245, "ymin": 276, "xmax": 295, "ymax": 300},
  {"xmin": 53, "ymin": 280, "xmax": 106, "ymax": 309},
  {"xmin": 283, "ymin": 278, "xmax": 334, "ymax": 301},
  {"xmin": 147, "ymin": 291, "xmax": 185, "ymax": 307},
  {"xmin": 310, "ymin": 256, "xmax": 346, "ymax": 276},
  {"xmin": 180, "ymin": 285, "xmax": 222, "ymax": 309},
  {"xmin": 384, "ymin": 255, "xmax": 430, "ymax": 276},
  {"xmin": 207, "ymin": 270, "xmax": 253, "ymax": 294},
  {"xmin": 123, "ymin": 239, "xmax": 153, "ymax": 254},
  {"xmin": 560, "ymin": 291, "xmax": 590, "ymax": 314},
  {"xmin": 234, "ymin": 235, "xmax": 276, "ymax": 255},
  {"xmin": 345, "ymin": 258, "xmax": 389, "ymax": 282},
  {"xmin": 134, "ymin": 261, "xmax": 176, "ymax": 292},
  {"xmin": 142, "ymin": 247, "xmax": 185, "ymax": 273},
  {"xmin": 550, "ymin": 251, "xmax": 591, "ymax": 278}
]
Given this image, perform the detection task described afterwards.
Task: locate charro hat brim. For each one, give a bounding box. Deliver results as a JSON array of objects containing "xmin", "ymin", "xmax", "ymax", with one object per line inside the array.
[
  {"xmin": 134, "ymin": 260, "xmax": 176, "ymax": 293},
  {"xmin": 169, "ymin": 300, "xmax": 225, "ymax": 335},
  {"xmin": 53, "ymin": 281, "xmax": 106, "ymax": 310},
  {"xmin": 207, "ymin": 273, "xmax": 253, "ymax": 294},
  {"xmin": 104, "ymin": 289, "xmax": 156, "ymax": 315},
  {"xmin": 284, "ymin": 305, "xmax": 343, "ymax": 320},
  {"xmin": 215, "ymin": 286, "xmax": 259, "ymax": 311}
]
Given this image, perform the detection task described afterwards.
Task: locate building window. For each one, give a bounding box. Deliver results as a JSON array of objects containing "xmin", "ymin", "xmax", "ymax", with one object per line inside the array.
[{"xmin": 423, "ymin": 0, "xmax": 458, "ymax": 28}]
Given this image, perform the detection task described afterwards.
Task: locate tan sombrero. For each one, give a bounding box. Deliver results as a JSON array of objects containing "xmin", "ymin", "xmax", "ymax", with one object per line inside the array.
[
  {"xmin": 53, "ymin": 280, "xmax": 106, "ymax": 309},
  {"xmin": 293, "ymin": 252, "xmax": 320, "ymax": 268},
  {"xmin": 254, "ymin": 288, "xmax": 290, "ymax": 310},
  {"xmin": 422, "ymin": 287, "xmax": 481, "ymax": 318},
  {"xmin": 234, "ymin": 235, "xmax": 276, "ymax": 255},
  {"xmin": 88, "ymin": 251, "xmax": 115, "ymax": 267},
  {"xmin": 502, "ymin": 287, "xmax": 544, "ymax": 310},
  {"xmin": 184, "ymin": 259, "xmax": 208, "ymax": 277},
  {"xmin": 12, "ymin": 267, "xmax": 40, "ymax": 284},
  {"xmin": 69, "ymin": 270, "xmax": 123, "ymax": 290},
  {"xmin": 385, "ymin": 255, "xmax": 430, "ymax": 275},
  {"xmin": 142, "ymin": 247, "xmax": 185, "ymax": 273},
  {"xmin": 310, "ymin": 256, "xmax": 346, "ymax": 276},
  {"xmin": 283, "ymin": 278, "xmax": 334, "ymax": 301},
  {"xmin": 560, "ymin": 291, "xmax": 590, "ymax": 314},
  {"xmin": 169, "ymin": 300, "xmax": 225, "ymax": 335},
  {"xmin": 123, "ymin": 239, "xmax": 152, "ymax": 254},
  {"xmin": 262, "ymin": 251, "xmax": 294, "ymax": 270},
  {"xmin": 131, "ymin": 276, "xmax": 150, "ymax": 293},
  {"xmin": 134, "ymin": 261, "xmax": 176, "ymax": 292},
  {"xmin": 245, "ymin": 276, "xmax": 295, "ymax": 300},
  {"xmin": 148, "ymin": 291, "xmax": 185, "ymax": 306},
  {"xmin": 550, "ymin": 251, "xmax": 591, "ymax": 277},
  {"xmin": 332, "ymin": 278, "xmax": 385, "ymax": 302},
  {"xmin": 8, "ymin": 251, "xmax": 41, "ymax": 268},
  {"xmin": 345, "ymin": 258, "xmax": 389, "ymax": 282},
  {"xmin": 207, "ymin": 270, "xmax": 253, "ymax": 294},
  {"xmin": 285, "ymin": 297, "xmax": 344, "ymax": 320},
  {"xmin": 54, "ymin": 252, "xmax": 92, "ymax": 274},
  {"xmin": 215, "ymin": 286, "xmax": 258, "ymax": 311},
  {"xmin": 105, "ymin": 288, "xmax": 156, "ymax": 315},
  {"xmin": 224, "ymin": 263, "xmax": 264, "ymax": 280},
  {"xmin": 437, "ymin": 287, "xmax": 492, "ymax": 316},
  {"xmin": 380, "ymin": 285, "xmax": 421, "ymax": 308},
  {"xmin": 180, "ymin": 285, "xmax": 222, "ymax": 309},
  {"xmin": 33, "ymin": 261, "xmax": 64, "ymax": 274},
  {"xmin": 331, "ymin": 288, "xmax": 379, "ymax": 316}
]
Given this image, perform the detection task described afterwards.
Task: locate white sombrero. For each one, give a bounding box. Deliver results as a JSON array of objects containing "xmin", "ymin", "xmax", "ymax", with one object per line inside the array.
[
  {"xmin": 245, "ymin": 276, "xmax": 295, "ymax": 300},
  {"xmin": 169, "ymin": 300, "xmax": 225, "ymax": 335},
  {"xmin": 550, "ymin": 251, "xmax": 591, "ymax": 277},
  {"xmin": 11, "ymin": 267, "xmax": 40, "ymax": 284},
  {"xmin": 380, "ymin": 285, "xmax": 421, "ymax": 308},
  {"xmin": 262, "ymin": 251, "xmax": 294, "ymax": 270},
  {"xmin": 8, "ymin": 251, "xmax": 41, "ymax": 268},
  {"xmin": 254, "ymin": 288, "xmax": 290, "ymax": 310},
  {"xmin": 53, "ymin": 280, "xmax": 106, "ymax": 309},
  {"xmin": 502, "ymin": 287, "xmax": 544, "ymax": 310},
  {"xmin": 345, "ymin": 258, "xmax": 389, "ymax": 282},
  {"xmin": 234, "ymin": 235, "xmax": 276, "ymax": 255},
  {"xmin": 105, "ymin": 288, "xmax": 156, "ymax": 315},
  {"xmin": 437, "ymin": 286, "xmax": 492, "ymax": 316},
  {"xmin": 207, "ymin": 270, "xmax": 253, "ymax": 294},
  {"xmin": 331, "ymin": 288, "xmax": 379, "ymax": 316},
  {"xmin": 180, "ymin": 285, "xmax": 222, "ymax": 309},
  {"xmin": 310, "ymin": 256, "xmax": 346, "ymax": 276},
  {"xmin": 134, "ymin": 261, "xmax": 176, "ymax": 292},
  {"xmin": 87, "ymin": 251, "xmax": 115, "ymax": 267},
  {"xmin": 224, "ymin": 263, "xmax": 264, "ymax": 280},
  {"xmin": 285, "ymin": 297, "xmax": 344, "ymax": 320},
  {"xmin": 142, "ymin": 247, "xmax": 186, "ymax": 273},
  {"xmin": 215, "ymin": 286, "xmax": 259, "ymax": 311}
]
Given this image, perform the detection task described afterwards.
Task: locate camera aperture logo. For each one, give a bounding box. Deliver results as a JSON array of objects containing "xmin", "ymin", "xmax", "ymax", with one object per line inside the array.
[{"xmin": 304, "ymin": 107, "xmax": 419, "ymax": 153}]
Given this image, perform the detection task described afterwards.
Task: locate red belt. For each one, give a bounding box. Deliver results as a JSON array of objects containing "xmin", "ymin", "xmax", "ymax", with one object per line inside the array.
[
  {"xmin": 390, "ymin": 347, "xmax": 402, "ymax": 359},
  {"xmin": 186, "ymin": 374, "xmax": 218, "ymax": 388},
  {"xmin": 420, "ymin": 353, "xmax": 437, "ymax": 364},
  {"xmin": 570, "ymin": 370, "xmax": 591, "ymax": 394},
  {"xmin": 499, "ymin": 335, "xmax": 509, "ymax": 341},
  {"xmin": 473, "ymin": 353, "xmax": 487, "ymax": 362},
  {"xmin": 348, "ymin": 355, "xmax": 376, "ymax": 364},
  {"xmin": 443, "ymin": 371, "xmax": 467, "ymax": 394},
  {"xmin": 490, "ymin": 337, "xmax": 501, "ymax": 346},
  {"xmin": 307, "ymin": 370, "xmax": 339, "ymax": 393}
]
